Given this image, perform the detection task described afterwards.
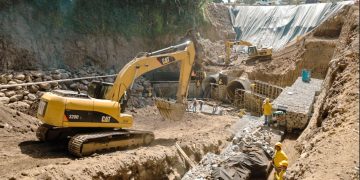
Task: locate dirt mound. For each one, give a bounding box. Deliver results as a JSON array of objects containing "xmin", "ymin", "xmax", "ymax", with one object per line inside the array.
[
  {"xmin": 285, "ymin": 5, "xmax": 359, "ymax": 180},
  {"xmin": 202, "ymin": 3, "xmax": 234, "ymax": 41},
  {"xmin": 0, "ymin": 103, "xmax": 40, "ymax": 135}
]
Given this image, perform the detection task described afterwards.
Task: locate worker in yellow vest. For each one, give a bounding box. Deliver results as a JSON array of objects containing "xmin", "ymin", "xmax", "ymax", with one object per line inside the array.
[
  {"xmin": 275, "ymin": 160, "xmax": 288, "ymax": 180},
  {"xmin": 262, "ymin": 98, "xmax": 272, "ymax": 126},
  {"xmin": 272, "ymin": 142, "xmax": 288, "ymax": 180}
]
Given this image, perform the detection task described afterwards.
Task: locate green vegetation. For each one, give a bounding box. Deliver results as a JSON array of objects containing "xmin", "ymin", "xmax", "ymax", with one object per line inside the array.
[{"xmin": 25, "ymin": 0, "xmax": 209, "ymax": 38}]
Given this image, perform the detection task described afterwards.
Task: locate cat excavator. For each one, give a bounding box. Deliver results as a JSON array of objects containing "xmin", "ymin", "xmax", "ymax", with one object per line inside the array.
[
  {"xmin": 225, "ymin": 40, "xmax": 272, "ymax": 65},
  {"xmin": 36, "ymin": 41, "xmax": 195, "ymax": 157}
]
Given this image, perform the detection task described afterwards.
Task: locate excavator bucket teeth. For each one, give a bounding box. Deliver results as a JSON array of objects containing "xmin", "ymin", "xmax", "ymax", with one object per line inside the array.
[{"xmin": 154, "ymin": 98, "xmax": 186, "ymax": 121}]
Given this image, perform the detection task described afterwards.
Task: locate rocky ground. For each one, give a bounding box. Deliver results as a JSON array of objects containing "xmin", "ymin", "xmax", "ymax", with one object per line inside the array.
[
  {"xmin": 0, "ymin": 105, "xmax": 238, "ymax": 179},
  {"xmin": 0, "ymin": 65, "xmax": 154, "ymax": 116}
]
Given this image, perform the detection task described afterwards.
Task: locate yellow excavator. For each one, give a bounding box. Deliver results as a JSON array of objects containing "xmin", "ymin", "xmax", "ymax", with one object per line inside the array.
[
  {"xmin": 36, "ymin": 41, "xmax": 195, "ymax": 157},
  {"xmin": 225, "ymin": 40, "xmax": 272, "ymax": 65}
]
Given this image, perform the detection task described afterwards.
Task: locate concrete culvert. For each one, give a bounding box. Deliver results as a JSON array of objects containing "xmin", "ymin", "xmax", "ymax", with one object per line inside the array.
[
  {"xmin": 226, "ymin": 79, "xmax": 251, "ymax": 100},
  {"xmin": 202, "ymin": 75, "xmax": 218, "ymax": 98}
]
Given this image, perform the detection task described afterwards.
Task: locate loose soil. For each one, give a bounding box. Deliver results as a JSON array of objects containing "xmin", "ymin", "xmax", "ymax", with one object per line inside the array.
[{"xmin": 0, "ymin": 105, "xmax": 237, "ymax": 179}]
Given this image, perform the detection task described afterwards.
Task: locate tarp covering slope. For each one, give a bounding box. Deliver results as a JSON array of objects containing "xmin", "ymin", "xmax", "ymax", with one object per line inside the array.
[{"xmin": 228, "ymin": 2, "xmax": 352, "ymax": 50}]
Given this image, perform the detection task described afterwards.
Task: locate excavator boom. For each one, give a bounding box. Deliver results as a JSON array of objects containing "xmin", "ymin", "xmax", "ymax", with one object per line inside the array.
[{"xmin": 105, "ymin": 41, "xmax": 195, "ymax": 120}]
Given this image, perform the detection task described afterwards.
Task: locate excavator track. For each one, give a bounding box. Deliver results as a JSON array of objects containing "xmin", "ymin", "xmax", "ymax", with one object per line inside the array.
[
  {"xmin": 68, "ymin": 130, "xmax": 154, "ymax": 157},
  {"xmin": 246, "ymin": 56, "xmax": 272, "ymax": 65}
]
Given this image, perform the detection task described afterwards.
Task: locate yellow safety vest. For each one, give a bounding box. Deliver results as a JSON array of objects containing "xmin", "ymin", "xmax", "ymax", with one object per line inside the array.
[
  {"xmin": 273, "ymin": 150, "xmax": 288, "ymax": 168},
  {"xmin": 263, "ymin": 102, "xmax": 272, "ymax": 116}
]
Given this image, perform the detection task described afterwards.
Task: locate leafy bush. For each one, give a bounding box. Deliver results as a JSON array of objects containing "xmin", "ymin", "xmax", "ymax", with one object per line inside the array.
[{"xmin": 25, "ymin": 0, "xmax": 209, "ymax": 38}]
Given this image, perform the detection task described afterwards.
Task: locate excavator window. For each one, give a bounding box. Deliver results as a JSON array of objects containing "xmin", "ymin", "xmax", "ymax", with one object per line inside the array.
[
  {"xmin": 88, "ymin": 81, "xmax": 113, "ymax": 99},
  {"xmin": 248, "ymin": 46, "xmax": 257, "ymax": 56}
]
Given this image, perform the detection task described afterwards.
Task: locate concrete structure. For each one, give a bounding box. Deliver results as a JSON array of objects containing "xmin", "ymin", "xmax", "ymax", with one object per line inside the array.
[
  {"xmin": 233, "ymin": 79, "xmax": 282, "ymax": 116},
  {"xmin": 272, "ymin": 77, "xmax": 323, "ymax": 132}
]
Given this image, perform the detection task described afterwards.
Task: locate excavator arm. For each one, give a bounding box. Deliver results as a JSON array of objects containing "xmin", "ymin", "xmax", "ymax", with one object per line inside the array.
[
  {"xmin": 105, "ymin": 41, "xmax": 195, "ymax": 120},
  {"xmin": 225, "ymin": 40, "xmax": 253, "ymax": 65}
]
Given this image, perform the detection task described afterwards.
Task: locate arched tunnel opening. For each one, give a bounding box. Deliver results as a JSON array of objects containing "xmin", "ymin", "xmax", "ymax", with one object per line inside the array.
[
  {"xmin": 202, "ymin": 76, "xmax": 217, "ymax": 98},
  {"xmin": 226, "ymin": 81, "xmax": 245, "ymax": 101}
]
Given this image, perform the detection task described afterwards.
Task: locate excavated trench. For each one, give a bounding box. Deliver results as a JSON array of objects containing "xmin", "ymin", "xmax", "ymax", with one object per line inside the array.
[{"xmin": 89, "ymin": 142, "xmax": 223, "ymax": 180}]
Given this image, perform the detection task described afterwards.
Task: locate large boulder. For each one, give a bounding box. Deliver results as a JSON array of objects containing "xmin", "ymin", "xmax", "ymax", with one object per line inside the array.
[
  {"xmin": 27, "ymin": 93, "xmax": 37, "ymax": 101},
  {"xmin": 43, "ymin": 75, "xmax": 52, "ymax": 81},
  {"xmin": 5, "ymin": 91, "xmax": 16, "ymax": 97},
  {"xmin": 7, "ymin": 81, "xmax": 21, "ymax": 90},
  {"xmin": 9, "ymin": 94, "xmax": 23, "ymax": 102},
  {"xmin": 34, "ymin": 77, "xmax": 43, "ymax": 82},
  {"xmin": 0, "ymin": 75, "xmax": 7, "ymax": 84},
  {"xmin": 25, "ymin": 75, "xmax": 32, "ymax": 82},
  {"xmin": 29, "ymin": 85, "xmax": 39, "ymax": 93},
  {"xmin": 0, "ymin": 97, "xmax": 10, "ymax": 104},
  {"xmin": 5, "ymin": 74, "xmax": 13, "ymax": 81},
  {"xmin": 51, "ymin": 74, "xmax": 61, "ymax": 80},
  {"xmin": 22, "ymin": 100, "xmax": 34, "ymax": 106},
  {"xmin": 81, "ymin": 80, "xmax": 89, "ymax": 85},
  {"xmin": 39, "ymin": 83, "xmax": 51, "ymax": 90},
  {"xmin": 60, "ymin": 73, "xmax": 70, "ymax": 79},
  {"xmin": 14, "ymin": 74, "xmax": 25, "ymax": 81},
  {"xmin": 31, "ymin": 71, "xmax": 44, "ymax": 78},
  {"xmin": 69, "ymin": 83, "xmax": 78, "ymax": 90},
  {"xmin": 50, "ymin": 82, "xmax": 59, "ymax": 88},
  {"xmin": 0, "ymin": 92, "xmax": 5, "ymax": 97}
]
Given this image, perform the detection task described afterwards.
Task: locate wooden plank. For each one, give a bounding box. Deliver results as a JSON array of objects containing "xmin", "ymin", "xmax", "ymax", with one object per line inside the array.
[{"xmin": 175, "ymin": 142, "xmax": 196, "ymax": 168}]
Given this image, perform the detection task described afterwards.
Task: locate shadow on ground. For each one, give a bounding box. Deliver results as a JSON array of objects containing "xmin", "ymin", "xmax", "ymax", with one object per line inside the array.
[{"xmin": 19, "ymin": 140, "xmax": 71, "ymax": 159}]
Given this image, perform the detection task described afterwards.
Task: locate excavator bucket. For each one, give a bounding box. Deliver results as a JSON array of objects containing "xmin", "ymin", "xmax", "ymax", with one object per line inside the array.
[{"xmin": 154, "ymin": 98, "xmax": 186, "ymax": 121}]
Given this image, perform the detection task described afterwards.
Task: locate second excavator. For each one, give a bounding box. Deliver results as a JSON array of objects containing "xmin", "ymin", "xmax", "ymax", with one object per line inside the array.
[
  {"xmin": 36, "ymin": 41, "xmax": 195, "ymax": 157},
  {"xmin": 225, "ymin": 40, "xmax": 272, "ymax": 65}
]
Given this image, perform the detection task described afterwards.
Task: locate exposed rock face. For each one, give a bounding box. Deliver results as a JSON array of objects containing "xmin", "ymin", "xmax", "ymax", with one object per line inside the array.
[{"xmin": 0, "ymin": 66, "xmax": 154, "ymax": 114}]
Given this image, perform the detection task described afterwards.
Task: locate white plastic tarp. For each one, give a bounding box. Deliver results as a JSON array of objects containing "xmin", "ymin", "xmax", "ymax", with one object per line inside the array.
[{"xmin": 228, "ymin": 2, "xmax": 352, "ymax": 50}]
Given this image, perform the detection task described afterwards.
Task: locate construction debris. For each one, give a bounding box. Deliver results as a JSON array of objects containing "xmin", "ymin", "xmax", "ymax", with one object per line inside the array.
[{"xmin": 182, "ymin": 115, "xmax": 285, "ymax": 180}]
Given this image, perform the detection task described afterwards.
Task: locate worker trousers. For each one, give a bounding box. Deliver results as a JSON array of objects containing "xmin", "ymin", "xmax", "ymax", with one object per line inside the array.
[{"xmin": 264, "ymin": 115, "xmax": 272, "ymax": 126}]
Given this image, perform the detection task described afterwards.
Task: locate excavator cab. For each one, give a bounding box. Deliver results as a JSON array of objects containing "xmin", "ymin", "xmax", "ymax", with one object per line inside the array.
[
  {"xmin": 87, "ymin": 81, "xmax": 113, "ymax": 99},
  {"xmin": 247, "ymin": 46, "xmax": 258, "ymax": 57}
]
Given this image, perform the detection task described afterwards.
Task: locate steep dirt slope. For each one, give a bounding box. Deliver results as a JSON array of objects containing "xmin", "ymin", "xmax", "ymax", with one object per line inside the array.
[{"xmin": 285, "ymin": 5, "xmax": 359, "ymax": 180}]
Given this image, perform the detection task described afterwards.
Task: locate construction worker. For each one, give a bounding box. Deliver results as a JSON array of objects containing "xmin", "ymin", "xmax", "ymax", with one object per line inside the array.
[
  {"xmin": 272, "ymin": 142, "xmax": 288, "ymax": 179},
  {"xmin": 192, "ymin": 98, "xmax": 197, "ymax": 113},
  {"xmin": 198, "ymin": 99, "xmax": 204, "ymax": 111},
  {"xmin": 262, "ymin": 98, "xmax": 272, "ymax": 126},
  {"xmin": 274, "ymin": 160, "xmax": 288, "ymax": 180},
  {"xmin": 250, "ymin": 83, "xmax": 256, "ymax": 92},
  {"xmin": 212, "ymin": 102, "xmax": 218, "ymax": 114}
]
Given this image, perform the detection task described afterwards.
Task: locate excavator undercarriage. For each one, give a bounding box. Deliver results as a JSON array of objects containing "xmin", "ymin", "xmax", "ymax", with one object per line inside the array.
[{"xmin": 37, "ymin": 124, "xmax": 154, "ymax": 157}]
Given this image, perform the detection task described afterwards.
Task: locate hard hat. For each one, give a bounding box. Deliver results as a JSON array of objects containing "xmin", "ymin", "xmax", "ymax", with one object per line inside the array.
[
  {"xmin": 280, "ymin": 160, "xmax": 288, "ymax": 167},
  {"xmin": 265, "ymin": 98, "xmax": 270, "ymax": 103},
  {"xmin": 275, "ymin": 142, "xmax": 282, "ymax": 148}
]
